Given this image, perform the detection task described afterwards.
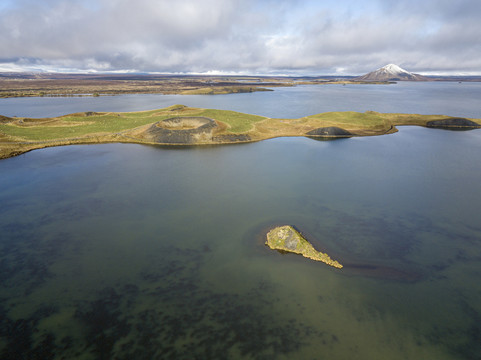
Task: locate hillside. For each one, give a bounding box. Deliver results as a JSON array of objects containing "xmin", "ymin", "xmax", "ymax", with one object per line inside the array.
[{"xmin": 355, "ymin": 64, "xmax": 430, "ymax": 81}]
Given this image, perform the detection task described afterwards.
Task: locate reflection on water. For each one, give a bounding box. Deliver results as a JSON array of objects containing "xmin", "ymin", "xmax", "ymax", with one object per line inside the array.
[
  {"xmin": 1, "ymin": 128, "xmax": 481, "ymax": 359},
  {"xmin": 2, "ymin": 81, "xmax": 481, "ymax": 118}
]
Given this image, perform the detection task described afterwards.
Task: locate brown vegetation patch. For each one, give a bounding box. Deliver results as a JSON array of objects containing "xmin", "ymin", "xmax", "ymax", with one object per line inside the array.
[{"xmin": 0, "ymin": 75, "xmax": 285, "ymax": 98}]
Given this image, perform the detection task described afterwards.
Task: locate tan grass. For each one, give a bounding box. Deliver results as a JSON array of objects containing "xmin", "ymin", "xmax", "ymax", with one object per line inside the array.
[{"xmin": 1, "ymin": 106, "xmax": 480, "ymax": 159}]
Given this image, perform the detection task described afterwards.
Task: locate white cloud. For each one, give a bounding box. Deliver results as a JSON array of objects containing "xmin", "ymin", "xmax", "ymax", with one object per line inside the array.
[{"xmin": 1, "ymin": 0, "xmax": 480, "ymax": 74}]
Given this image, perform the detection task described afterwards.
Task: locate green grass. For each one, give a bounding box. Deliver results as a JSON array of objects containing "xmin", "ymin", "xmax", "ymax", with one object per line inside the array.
[
  {"xmin": 195, "ymin": 109, "xmax": 266, "ymax": 133},
  {"xmin": 3, "ymin": 107, "xmax": 476, "ymax": 143},
  {"xmin": 0, "ymin": 106, "xmax": 267, "ymax": 141},
  {"xmin": 0, "ymin": 112, "xmax": 173, "ymax": 141},
  {"xmin": 307, "ymin": 111, "xmax": 390, "ymax": 129}
]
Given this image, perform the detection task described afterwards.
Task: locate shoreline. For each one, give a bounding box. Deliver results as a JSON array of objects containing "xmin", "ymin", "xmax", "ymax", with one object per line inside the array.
[
  {"xmin": 1, "ymin": 106, "xmax": 480, "ymax": 160},
  {"xmin": 0, "ymin": 74, "xmax": 395, "ymax": 99}
]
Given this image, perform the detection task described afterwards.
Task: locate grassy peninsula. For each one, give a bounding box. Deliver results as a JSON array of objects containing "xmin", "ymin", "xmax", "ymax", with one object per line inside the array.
[{"xmin": 1, "ymin": 104, "xmax": 480, "ymax": 159}]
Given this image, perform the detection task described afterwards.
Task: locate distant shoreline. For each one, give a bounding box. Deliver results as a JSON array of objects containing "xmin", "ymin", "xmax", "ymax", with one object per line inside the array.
[{"xmin": 3, "ymin": 73, "xmax": 481, "ymax": 99}]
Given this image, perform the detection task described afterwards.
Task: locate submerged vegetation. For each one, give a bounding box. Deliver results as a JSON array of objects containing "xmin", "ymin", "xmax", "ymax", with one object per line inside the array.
[{"xmin": 0, "ymin": 104, "xmax": 480, "ymax": 159}]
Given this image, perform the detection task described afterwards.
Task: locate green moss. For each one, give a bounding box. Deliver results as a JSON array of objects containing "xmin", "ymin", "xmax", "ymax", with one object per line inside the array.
[{"xmin": 266, "ymin": 225, "xmax": 343, "ymax": 269}]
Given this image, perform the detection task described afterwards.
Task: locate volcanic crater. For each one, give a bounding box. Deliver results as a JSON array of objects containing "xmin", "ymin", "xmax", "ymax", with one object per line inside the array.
[{"xmin": 144, "ymin": 116, "xmax": 218, "ymax": 144}]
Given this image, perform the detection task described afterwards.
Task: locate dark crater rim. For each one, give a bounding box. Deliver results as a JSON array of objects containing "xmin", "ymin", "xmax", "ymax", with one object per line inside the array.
[
  {"xmin": 144, "ymin": 116, "xmax": 218, "ymax": 144},
  {"xmin": 156, "ymin": 116, "xmax": 217, "ymax": 131},
  {"xmin": 426, "ymin": 118, "xmax": 481, "ymax": 128},
  {"xmin": 306, "ymin": 126, "xmax": 353, "ymax": 137}
]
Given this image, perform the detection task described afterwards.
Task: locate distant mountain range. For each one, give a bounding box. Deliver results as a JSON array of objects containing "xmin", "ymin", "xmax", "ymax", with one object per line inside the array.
[
  {"xmin": 355, "ymin": 64, "xmax": 430, "ymax": 81},
  {"xmin": 1, "ymin": 67, "xmax": 481, "ymax": 82}
]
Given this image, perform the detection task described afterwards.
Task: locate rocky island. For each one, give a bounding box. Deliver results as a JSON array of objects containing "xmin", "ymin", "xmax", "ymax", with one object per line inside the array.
[{"xmin": 266, "ymin": 225, "xmax": 343, "ymax": 269}]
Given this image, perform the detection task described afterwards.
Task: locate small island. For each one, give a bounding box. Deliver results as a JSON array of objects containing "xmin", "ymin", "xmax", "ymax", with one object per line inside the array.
[{"xmin": 266, "ymin": 225, "xmax": 343, "ymax": 269}]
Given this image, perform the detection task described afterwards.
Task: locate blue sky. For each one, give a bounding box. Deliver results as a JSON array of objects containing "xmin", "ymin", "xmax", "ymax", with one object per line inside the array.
[{"xmin": 1, "ymin": 0, "xmax": 480, "ymax": 75}]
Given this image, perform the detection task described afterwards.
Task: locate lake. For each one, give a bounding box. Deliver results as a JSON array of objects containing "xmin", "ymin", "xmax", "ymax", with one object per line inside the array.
[
  {"xmin": 1, "ymin": 83, "xmax": 481, "ymax": 359},
  {"xmin": 2, "ymin": 81, "xmax": 481, "ymax": 119}
]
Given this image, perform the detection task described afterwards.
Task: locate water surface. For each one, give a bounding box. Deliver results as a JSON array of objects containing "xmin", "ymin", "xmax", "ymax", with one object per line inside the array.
[
  {"xmin": 1, "ymin": 81, "xmax": 481, "ymax": 118},
  {"xmin": 1, "ymin": 126, "xmax": 480, "ymax": 359},
  {"xmin": 1, "ymin": 83, "xmax": 481, "ymax": 359}
]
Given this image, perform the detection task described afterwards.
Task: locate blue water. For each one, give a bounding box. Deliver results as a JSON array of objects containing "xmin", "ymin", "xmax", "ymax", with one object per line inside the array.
[
  {"xmin": 0, "ymin": 84, "xmax": 481, "ymax": 359},
  {"xmin": 1, "ymin": 81, "xmax": 481, "ymax": 119}
]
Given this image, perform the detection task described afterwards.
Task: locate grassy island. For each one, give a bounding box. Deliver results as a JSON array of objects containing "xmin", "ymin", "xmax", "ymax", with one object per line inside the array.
[
  {"xmin": 0, "ymin": 104, "xmax": 480, "ymax": 159},
  {"xmin": 266, "ymin": 225, "xmax": 343, "ymax": 269}
]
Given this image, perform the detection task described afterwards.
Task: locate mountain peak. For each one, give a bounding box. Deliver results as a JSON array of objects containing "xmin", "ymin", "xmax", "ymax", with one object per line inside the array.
[
  {"xmin": 355, "ymin": 64, "xmax": 429, "ymax": 81},
  {"xmin": 381, "ymin": 64, "xmax": 408, "ymax": 73}
]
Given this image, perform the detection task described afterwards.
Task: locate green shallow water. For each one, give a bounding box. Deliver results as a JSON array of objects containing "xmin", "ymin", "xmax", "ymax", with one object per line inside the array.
[{"xmin": 1, "ymin": 127, "xmax": 481, "ymax": 359}]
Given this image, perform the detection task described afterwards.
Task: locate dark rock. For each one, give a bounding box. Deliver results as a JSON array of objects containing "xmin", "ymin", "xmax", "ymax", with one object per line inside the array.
[
  {"xmin": 212, "ymin": 134, "xmax": 251, "ymax": 142},
  {"xmin": 284, "ymin": 232, "xmax": 299, "ymax": 250},
  {"xmin": 60, "ymin": 112, "xmax": 104, "ymax": 118},
  {"xmin": 84, "ymin": 111, "xmax": 101, "ymax": 117},
  {"xmin": 355, "ymin": 64, "xmax": 429, "ymax": 81},
  {"xmin": 144, "ymin": 116, "xmax": 218, "ymax": 144},
  {"xmin": 0, "ymin": 115, "xmax": 12, "ymax": 123},
  {"xmin": 426, "ymin": 118, "xmax": 481, "ymax": 129},
  {"xmin": 306, "ymin": 127, "xmax": 352, "ymax": 137}
]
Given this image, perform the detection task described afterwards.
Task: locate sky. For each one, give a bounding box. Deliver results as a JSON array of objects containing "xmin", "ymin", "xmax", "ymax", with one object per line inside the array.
[{"xmin": 1, "ymin": 0, "xmax": 481, "ymax": 75}]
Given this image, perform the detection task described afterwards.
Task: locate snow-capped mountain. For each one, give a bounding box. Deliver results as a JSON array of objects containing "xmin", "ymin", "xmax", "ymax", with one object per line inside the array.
[{"xmin": 355, "ymin": 64, "xmax": 429, "ymax": 81}]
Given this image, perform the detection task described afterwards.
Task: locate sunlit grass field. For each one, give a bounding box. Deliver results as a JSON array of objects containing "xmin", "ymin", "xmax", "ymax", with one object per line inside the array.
[
  {"xmin": 0, "ymin": 105, "xmax": 268, "ymax": 141},
  {"xmin": 1, "ymin": 105, "xmax": 479, "ymax": 160}
]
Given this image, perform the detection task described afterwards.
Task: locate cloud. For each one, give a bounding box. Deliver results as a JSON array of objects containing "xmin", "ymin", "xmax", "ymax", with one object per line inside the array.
[{"xmin": 1, "ymin": 0, "xmax": 480, "ymax": 74}]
